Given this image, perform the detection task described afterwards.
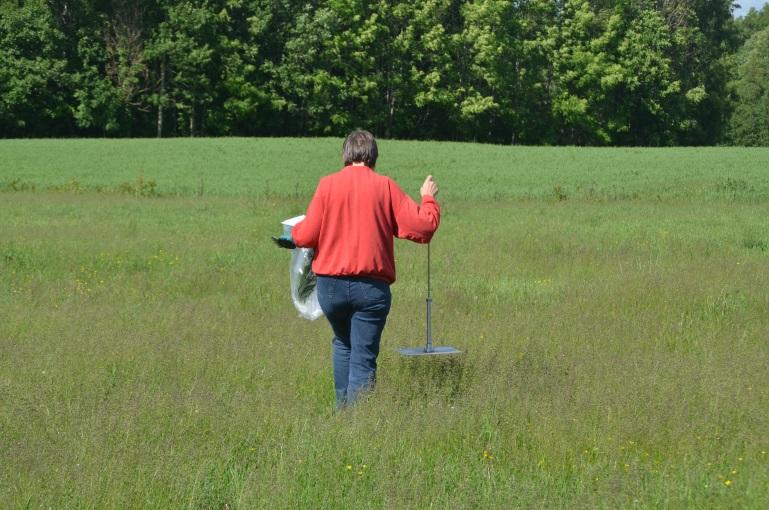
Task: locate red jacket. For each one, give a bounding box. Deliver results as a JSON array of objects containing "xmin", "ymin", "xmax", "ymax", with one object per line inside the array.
[{"xmin": 292, "ymin": 165, "xmax": 440, "ymax": 284}]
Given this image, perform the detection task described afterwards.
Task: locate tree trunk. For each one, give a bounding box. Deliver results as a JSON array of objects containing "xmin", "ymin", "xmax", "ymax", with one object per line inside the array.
[
  {"xmin": 190, "ymin": 103, "xmax": 195, "ymax": 137},
  {"xmin": 386, "ymin": 86, "xmax": 395, "ymax": 139},
  {"xmin": 157, "ymin": 57, "xmax": 165, "ymax": 138}
]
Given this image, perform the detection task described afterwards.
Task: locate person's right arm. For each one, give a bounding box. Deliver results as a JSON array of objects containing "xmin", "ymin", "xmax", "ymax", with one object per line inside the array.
[
  {"xmin": 292, "ymin": 179, "xmax": 326, "ymax": 248},
  {"xmin": 389, "ymin": 175, "xmax": 441, "ymax": 243}
]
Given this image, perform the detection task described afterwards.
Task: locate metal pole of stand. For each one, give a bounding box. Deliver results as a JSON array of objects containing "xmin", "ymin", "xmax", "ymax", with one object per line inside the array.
[
  {"xmin": 396, "ymin": 242, "xmax": 461, "ymax": 357},
  {"xmin": 425, "ymin": 243, "xmax": 433, "ymax": 353}
]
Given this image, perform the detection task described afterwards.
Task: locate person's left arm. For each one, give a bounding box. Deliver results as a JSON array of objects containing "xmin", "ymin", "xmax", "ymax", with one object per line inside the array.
[
  {"xmin": 291, "ymin": 179, "xmax": 326, "ymax": 248},
  {"xmin": 389, "ymin": 177, "xmax": 440, "ymax": 243}
]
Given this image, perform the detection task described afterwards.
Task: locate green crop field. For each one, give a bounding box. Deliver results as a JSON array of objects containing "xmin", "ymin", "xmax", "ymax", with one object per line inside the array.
[{"xmin": 1, "ymin": 138, "xmax": 768, "ymax": 508}]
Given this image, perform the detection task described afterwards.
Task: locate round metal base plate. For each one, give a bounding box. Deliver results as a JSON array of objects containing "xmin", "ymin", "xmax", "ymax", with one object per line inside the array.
[{"xmin": 396, "ymin": 346, "xmax": 462, "ymax": 356}]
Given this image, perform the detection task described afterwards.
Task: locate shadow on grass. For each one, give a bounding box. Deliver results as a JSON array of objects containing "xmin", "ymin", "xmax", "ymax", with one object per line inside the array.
[{"xmin": 391, "ymin": 354, "xmax": 471, "ymax": 404}]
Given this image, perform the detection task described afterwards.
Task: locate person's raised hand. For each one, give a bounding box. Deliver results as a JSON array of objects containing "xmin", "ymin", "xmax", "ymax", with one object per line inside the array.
[{"xmin": 420, "ymin": 175, "xmax": 439, "ymax": 198}]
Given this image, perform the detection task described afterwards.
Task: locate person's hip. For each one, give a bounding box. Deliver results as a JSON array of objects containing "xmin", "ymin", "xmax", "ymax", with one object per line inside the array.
[{"xmin": 316, "ymin": 275, "xmax": 391, "ymax": 312}]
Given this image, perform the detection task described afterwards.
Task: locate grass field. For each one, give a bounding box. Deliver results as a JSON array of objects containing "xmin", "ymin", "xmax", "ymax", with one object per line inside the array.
[{"xmin": 2, "ymin": 138, "xmax": 769, "ymax": 508}]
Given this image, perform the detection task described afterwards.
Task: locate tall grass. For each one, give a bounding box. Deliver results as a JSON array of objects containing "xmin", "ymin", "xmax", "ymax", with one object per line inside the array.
[
  {"xmin": 1, "ymin": 140, "xmax": 768, "ymax": 508},
  {"xmin": 2, "ymin": 138, "xmax": 768, "ymax": 201}
]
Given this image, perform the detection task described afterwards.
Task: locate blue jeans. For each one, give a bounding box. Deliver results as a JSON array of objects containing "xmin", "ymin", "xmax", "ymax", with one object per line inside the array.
[{"xmin": 316, "ymin": 275, "xmax": 392, "ymax": 408}]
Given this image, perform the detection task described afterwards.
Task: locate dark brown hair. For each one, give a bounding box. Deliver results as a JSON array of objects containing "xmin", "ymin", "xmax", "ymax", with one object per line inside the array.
[{"xmin": 342, "ymin": 129, "xmax": 378, "ymax": 167}]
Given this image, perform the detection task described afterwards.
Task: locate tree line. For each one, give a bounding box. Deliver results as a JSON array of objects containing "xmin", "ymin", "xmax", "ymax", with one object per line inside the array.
[{"xmin": 1, "ymin": 0, "xmax": 768, "ymax": 145}]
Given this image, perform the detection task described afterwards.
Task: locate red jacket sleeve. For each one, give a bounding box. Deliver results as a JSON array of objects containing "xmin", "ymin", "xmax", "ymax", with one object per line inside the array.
[
  {"xmin": 389, "ymin": 179, "xmax": 441, "ymax": 243},
  {"xmin": 292, "ymin": 179, "xmax": 326, "ymax": 248}
]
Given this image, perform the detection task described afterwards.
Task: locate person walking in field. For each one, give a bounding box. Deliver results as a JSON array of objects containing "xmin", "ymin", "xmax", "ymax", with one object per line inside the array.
[{"xmin": 291, "ymin": 130, "xmax": 441, "ymax": 408}]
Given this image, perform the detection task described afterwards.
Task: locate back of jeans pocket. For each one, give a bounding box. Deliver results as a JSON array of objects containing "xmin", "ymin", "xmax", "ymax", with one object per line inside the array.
[
  {"xmin": 317, "ymin": 276, "xmax": 336, "ymax": 300},
  {"xmin": 361, "ymin": 279, "xmax": 391, "ymax": 306}
]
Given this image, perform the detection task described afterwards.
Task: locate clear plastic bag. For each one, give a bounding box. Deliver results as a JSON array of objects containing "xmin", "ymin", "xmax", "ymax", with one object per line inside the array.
[{"xmin": 290, "ymin": 247, "xmax": 324, "ymax": 320}]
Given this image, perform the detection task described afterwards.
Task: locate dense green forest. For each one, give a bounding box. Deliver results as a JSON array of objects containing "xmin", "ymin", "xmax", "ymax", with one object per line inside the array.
[{"xmin": 1, "ymin": 0, "xmax": 768, "ymax": 144}]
